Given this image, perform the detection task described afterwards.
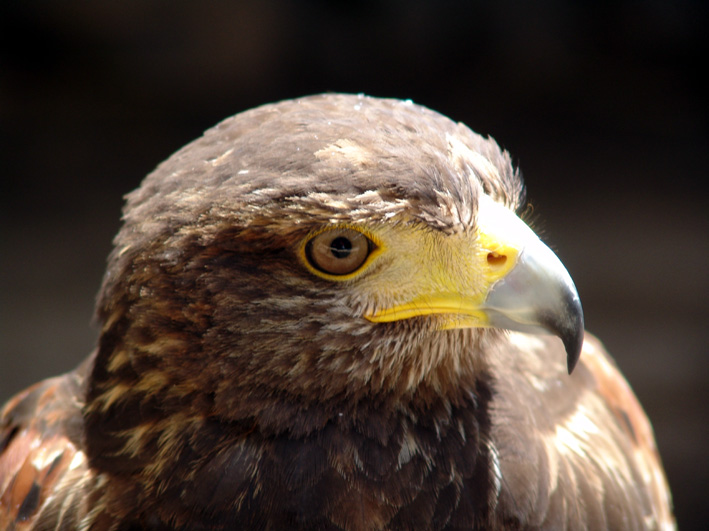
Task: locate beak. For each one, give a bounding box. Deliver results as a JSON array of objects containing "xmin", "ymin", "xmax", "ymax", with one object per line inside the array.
[
  {"xmin": 366, "ymin": 196, "xmax": 584, "ymax": 374},
  {"xmin": 479, "ymin": 197, "xmax": 584, "ymax": 373}
]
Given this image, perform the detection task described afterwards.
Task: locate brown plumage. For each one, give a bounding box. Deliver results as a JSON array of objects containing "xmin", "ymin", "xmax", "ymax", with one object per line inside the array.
[{"xmin": 0, "ymin": 94, "xmax": 674, "ymax": 530}]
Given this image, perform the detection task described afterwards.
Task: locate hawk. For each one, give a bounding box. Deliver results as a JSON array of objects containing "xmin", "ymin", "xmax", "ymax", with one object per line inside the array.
[{"xmin": 0, "ymin": 94, "xmax": 674, "ymax": 529}]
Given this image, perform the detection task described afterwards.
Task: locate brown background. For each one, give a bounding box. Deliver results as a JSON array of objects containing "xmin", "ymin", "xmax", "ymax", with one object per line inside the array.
[{"xmin": 1, "ymin": 1, "xmax": 707, "ymax": 528}]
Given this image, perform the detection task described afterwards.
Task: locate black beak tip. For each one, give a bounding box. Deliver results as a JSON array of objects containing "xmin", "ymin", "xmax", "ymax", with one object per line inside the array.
[
  {"xmin": 562, "ymin": 297, "xmax": 584, "ymax": 374},
  {"xmin": 542, "ymin": 293, "xmax": 584, "ymax": 375},
  {"xmin": 564, "ymin": 329, "xmax": 584, "ymax": 374}
]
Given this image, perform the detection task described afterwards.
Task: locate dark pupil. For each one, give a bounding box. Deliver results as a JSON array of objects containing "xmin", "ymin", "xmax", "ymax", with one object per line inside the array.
[{"xmin": 329, "ymin": 236, "xmax": 352, "ymax": 259}]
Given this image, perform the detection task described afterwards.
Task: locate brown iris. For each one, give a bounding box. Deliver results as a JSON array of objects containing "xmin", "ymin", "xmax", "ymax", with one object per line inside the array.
[{"xmin": 305, "ymin": 228, "xmax": 373, "ymax": 276}]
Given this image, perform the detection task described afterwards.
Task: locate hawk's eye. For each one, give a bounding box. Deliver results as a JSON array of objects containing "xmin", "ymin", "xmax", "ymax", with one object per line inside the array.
[{"xmin": 305, "ymin": 228, "xmax": 373, "ymax": 276}]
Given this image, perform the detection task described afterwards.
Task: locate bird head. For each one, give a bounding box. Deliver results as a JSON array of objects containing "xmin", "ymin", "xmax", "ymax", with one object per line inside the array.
[{"xmin": 88, "ymin": 94, "xmax": 582, "ymax": 437}]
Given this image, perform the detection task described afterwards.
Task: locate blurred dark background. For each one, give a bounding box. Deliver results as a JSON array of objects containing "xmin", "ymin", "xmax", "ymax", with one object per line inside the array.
[{"xmin": 1, "ymin": 1, "xmax": 707, "ymax": 527}]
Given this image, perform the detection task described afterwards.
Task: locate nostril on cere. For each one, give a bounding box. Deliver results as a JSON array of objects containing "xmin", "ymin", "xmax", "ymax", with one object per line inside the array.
[{"xmin": 487, "ymin": 252, "xmax": 507, "ymax": 268}]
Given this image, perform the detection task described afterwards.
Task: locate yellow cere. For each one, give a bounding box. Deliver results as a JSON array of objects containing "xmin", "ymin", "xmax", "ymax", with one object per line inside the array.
[
  {"xmin": 363, "ymin": 197, "xmax": 526, "ymax": 329},
  {"xmin": 300, "ymin": 198, "xmax": 529, "ymax": 331}
]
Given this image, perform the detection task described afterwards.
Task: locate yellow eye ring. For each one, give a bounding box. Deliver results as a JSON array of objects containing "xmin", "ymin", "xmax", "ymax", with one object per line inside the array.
[{"xmin": 300, "ymin": 226, "xmax": 382, "ymax": 281}]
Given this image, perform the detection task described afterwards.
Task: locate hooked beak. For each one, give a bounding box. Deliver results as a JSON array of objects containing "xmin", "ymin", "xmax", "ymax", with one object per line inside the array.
[{"xmin": 365, "ymin": 196, "xmax": 584, "ymax": 374}]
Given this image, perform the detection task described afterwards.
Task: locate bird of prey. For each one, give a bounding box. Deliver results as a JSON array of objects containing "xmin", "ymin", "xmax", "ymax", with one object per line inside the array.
[{"xmin": 1, "ymin": 94, "xmax": 674, "ymax": 530}]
